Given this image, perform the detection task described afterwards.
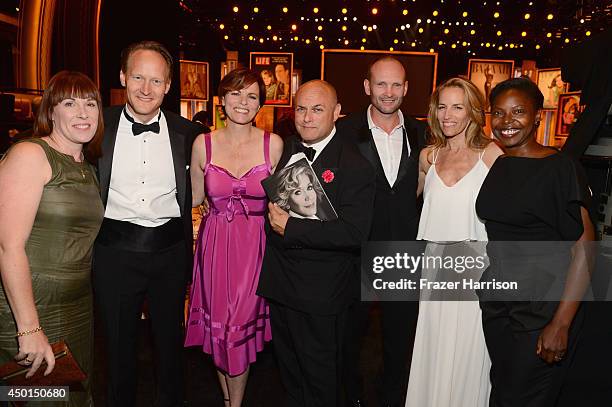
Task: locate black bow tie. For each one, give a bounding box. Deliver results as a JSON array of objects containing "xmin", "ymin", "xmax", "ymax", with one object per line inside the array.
[
  {"xmin": 123, "ymin": 108, "xmax": 161, "ymax": 135},
  {"xmin": 295, "ymin": 142, "xmax": 316, "ymax": 162}
]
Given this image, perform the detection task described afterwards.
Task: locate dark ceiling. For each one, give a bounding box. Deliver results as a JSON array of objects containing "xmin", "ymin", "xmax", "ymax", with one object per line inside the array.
[
  {"xmin": 0, "ymin": 0, "xmax": 19, "ymax": 16},
  {"xmin": 178, "ymin": 0, "xmax": 612, "ymax": 82}
]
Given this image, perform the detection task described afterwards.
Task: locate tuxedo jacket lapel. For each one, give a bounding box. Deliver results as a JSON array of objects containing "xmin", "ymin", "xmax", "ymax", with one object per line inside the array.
[
  {"xmin": 165, "ymin": 111, "xmax": 187, "ymax": 214},
  {"xmin": 311, "ymin": 137, "xmax": 341, "ymax": 205},
  {"xmin": 394, "ymin": 127, "xmax": 414, "ymax": 188},
  {"xmin": 356, "ymin": 125, "xmax": 387, "ymax": 185},
  {"xmin": 99, "ymin": 106, "xmax": 122, "ymax": 206},
  {"xmin": 405, "ymin": 120, "xmax": 420, "ymax": 156}
]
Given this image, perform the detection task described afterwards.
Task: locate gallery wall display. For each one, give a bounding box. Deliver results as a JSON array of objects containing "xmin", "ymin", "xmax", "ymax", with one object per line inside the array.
[
  {"xmin": 180, "ymin": 100, "xmax": 207, "ymax": 121},
  {"xmin": 321, "ymin": 49, "xmax": 437, "ymax": 117},
  {"xmin": 555, "ymin": 91, "xmax": 584, "ymax": 137},
  {"xmin": 291, "ymin": 69, "xmax": 302, "ymax": 97},
  {"xmin": 536, "ymin": 68, "xmax": 570, "ymax": 110},
  {"xmin": 212, "ymin": 96, "xmax": 226, "ymax": 130},
  {"xmin": 467, "ymin": 59, "xmax": 514, "ymax": 111},
  {"xmin": 250, "ymin": 52, "xmax": 294, "ymax": 107},
  {"xmin": 180, "ymin": 60, "xmax": 209, "ymax": 101}
]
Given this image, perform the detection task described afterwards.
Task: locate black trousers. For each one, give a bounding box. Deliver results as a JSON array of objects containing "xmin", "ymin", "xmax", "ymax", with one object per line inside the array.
[
  {"xmin": 481, "ymin": 302, "xmax": 583, "ymax": 407},
  {"xmin": 93, "ymin": 241, "xmax": 187, "ymax": 407},
  {"xmin": 269, "ymin": 301, "xmax": 348, "ymax": 407},
  {"xmin": 343, "ymin": 300, "xmax": 419, "ymax": 405}
]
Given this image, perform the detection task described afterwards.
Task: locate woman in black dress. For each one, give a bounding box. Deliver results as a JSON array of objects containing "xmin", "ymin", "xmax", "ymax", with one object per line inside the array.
[{"xmin": 476, "ymin": 77, "xmax": 595, "ymax": 407}]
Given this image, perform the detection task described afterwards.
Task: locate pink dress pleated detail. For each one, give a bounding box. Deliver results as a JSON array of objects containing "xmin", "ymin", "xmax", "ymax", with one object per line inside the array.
[{"xmin": 185, "ymin": 132, "xmax": 272, "ymax": 376}]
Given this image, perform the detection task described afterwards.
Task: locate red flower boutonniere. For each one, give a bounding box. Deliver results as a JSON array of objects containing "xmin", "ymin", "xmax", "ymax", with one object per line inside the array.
[{"xmin": 321, "ymin": 169, "xmax": 335, "ymax": 183}]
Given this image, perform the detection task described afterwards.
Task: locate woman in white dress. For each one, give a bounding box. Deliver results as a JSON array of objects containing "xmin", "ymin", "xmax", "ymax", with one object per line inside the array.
[{"xmin": 405, "ymin": 77, "xmax": 503, "ymax": 407}]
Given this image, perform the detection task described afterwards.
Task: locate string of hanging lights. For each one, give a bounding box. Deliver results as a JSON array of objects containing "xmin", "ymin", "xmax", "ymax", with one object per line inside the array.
[{"xmin": 180, "ymin": 0, "xmax": 611, "ymax": 58}]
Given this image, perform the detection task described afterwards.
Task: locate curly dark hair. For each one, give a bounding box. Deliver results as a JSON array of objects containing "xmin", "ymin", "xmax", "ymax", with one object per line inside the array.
[{"xmin": 489, "ymin": 77, "xmax": 544, "ymax": 111}]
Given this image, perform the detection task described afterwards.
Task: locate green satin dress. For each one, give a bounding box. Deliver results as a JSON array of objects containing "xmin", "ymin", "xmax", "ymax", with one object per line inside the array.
[{"xmin": 0, "ymin": 138, "xmax": 104, "ymax": 406}]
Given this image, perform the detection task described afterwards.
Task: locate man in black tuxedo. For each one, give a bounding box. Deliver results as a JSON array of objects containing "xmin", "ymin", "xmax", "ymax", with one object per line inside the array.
[
  {"xmin": 258, "ymin": 80, "xmax": 376, "ymax": 407},
  {"xmin": 337, "ymin": 56, "xmax": 427, "ymax": 407},
  {"xmin": 93, "ymin": 41, "xmax": 200, "ymax": 407}
]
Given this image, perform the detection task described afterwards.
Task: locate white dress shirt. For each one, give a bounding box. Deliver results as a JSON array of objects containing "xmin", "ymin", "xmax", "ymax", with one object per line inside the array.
[
  {"xmin": 105, "ymin": 106, "xmax": 180, "ymax": 227},
  {"xmin": 367, "ymin": 105, "xmax": 410, "ymax": 187}
]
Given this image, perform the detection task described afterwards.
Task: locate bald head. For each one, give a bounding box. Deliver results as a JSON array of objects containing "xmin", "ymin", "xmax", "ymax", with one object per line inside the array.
[
  {"xmin": 367, "ymin": 56, "xmax": 406, "ymax": 82},
  {"xmin": 294, "ymin": 80, "xmax": 341, "ymax": 145},
  {"xmin": 296, "ymin": 80, "xmax": 338, "ymax": 105}
]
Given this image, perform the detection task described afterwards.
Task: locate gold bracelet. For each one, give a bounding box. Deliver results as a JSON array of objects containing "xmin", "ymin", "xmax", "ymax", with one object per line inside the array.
[{"xmin": 15, "ymin": 326, "xmax": 43, "ymax": 337}]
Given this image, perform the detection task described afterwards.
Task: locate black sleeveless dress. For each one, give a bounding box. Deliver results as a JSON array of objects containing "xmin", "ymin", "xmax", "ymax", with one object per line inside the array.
[{"xmin": 475, "ymin": 152, "xmax": 590, "ymax": 407}]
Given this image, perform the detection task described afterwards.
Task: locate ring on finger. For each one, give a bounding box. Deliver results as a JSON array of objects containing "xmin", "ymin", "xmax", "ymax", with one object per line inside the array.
[{"xmin": 24, "ymin": 357, "xmax": 33, "ymax": 363}]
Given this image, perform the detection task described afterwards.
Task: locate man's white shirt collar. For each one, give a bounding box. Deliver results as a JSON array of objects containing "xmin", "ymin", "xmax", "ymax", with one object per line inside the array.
[
  {"xmin": 302, "ymin": 126, "xmax": 336, "ymax": 162},
  {"xmin": 367, "ymin": 105, "xmax": 404, "ymax": 132}
]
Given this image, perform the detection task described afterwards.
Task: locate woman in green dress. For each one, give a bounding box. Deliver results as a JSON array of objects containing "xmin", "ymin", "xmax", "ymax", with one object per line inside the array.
[{"xmin": 0, "ymin": 71, "xmax": 105, "ymax": 406}]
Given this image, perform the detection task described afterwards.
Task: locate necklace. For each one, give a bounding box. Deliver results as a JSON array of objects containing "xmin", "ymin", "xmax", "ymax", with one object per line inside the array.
[
  {"xmin": 78, "ymin": 153, "xmax": 87, "ymax": 179},
  {"xmin": 46, "ymin": 136, "xmax": 87, "ymax": 179}
]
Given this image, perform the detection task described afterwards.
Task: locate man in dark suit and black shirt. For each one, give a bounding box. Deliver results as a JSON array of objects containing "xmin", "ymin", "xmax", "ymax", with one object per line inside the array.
[
  {"xmin": 337, "ymin": 56, "xmax": 427, "ymax": 407},
  {"xmin": 93, "ymin": 41, "xmax": 200, "ymax": 407},
  {"xmin": 258, "ymin": 80, "xmax": 376, "ymax": 407}
]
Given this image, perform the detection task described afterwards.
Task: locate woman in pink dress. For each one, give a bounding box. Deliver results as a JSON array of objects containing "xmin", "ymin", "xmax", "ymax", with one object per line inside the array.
[{"xmin": 185, "ymin": 68, "xmax": 283, "ymax": 407}]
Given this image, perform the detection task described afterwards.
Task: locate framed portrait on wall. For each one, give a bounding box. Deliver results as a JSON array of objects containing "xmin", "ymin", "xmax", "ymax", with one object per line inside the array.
[
  {"xmin": 250, "ymin": 52, "xmax": 294, "ymax": 107},
  {"xmin": 536, "ymin": 68, "xmax": 569, "ymax": 110},
  {"xmin": 212, "ymin": 96, "xmax": 226, "ymax": 130},
  {"xmin": 467, "ymin": 59, "xmax": 514, "ymax": 111},
  {"xmin": 180, "ymin": 60, "xmax": 209, "ymax": 101},
  {"xmin": 291, "ymin": 69, "xmax": 302, "ymax": 97},
  {"xmin": 321, "ymin": 49, "xmax": 438, "ymax": 117},
  {"xmin": 555, "ymin": 91, "xmax": 584, "ymax": 137}
]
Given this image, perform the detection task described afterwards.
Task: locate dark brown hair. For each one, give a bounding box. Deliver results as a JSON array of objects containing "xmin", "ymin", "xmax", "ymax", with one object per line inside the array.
[
  {"xmin": 34, "ymin": 70, "xmax": 104, "ymax": 163},
  {"xmin": 218, "ymin": 68, "xmax": 266, "ymax": 107},
  {"xmin": 120, "ymin": 40, "xmax": 173, "ymax": 80}
]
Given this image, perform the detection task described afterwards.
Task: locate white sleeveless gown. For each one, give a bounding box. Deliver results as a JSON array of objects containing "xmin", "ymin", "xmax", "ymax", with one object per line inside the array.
[{"xmin": 405, "ymin": 150, "xmax": 491, "ymax": 407}]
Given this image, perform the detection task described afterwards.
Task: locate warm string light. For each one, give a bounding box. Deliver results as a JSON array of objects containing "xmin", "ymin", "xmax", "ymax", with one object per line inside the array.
[{"xmin": 215, "ymin": 4, "xmax": 601, "ymax": 54}]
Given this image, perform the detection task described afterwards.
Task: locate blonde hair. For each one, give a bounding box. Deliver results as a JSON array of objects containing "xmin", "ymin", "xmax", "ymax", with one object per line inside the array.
[{"xmin": 427, "ymin": 77, "xmax": 491, "ymax": 150}]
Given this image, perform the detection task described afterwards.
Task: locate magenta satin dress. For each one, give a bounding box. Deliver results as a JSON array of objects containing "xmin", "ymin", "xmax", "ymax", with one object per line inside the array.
[{"xmin": 185, "ymin": 132, "xmax": 272, "ymax": 376}]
